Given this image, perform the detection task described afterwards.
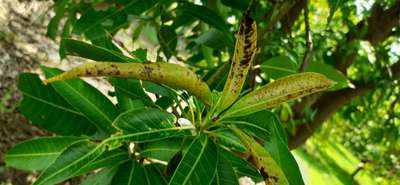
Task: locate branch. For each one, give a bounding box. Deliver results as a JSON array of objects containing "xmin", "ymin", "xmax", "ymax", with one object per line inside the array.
[{"xmin": 299, "ymin": 0, "xmax": 313, "ymax": 72}]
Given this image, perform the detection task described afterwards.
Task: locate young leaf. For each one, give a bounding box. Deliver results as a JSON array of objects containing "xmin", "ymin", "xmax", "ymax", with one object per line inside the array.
[
  {"xmin": 223, "ymin": 72, "xmax": 335, "ymax": 118},
  {"xmin": 18, "ymin": 73, "xmax": 96, "ymax": 136},
  {"xmin": 169, "ymin": 135, "xmax": 218, "ymax": 185},
  {"xmin": 229, "ymin": 126, "xmax": 289, "ymax": 185},
  {"xmin": 42, "ymin": 66, "xmax": 118, "ymax": 134},
  {"xmin": 216, "ymin": 12, "xmax": 257, "ymax": 112},
  {"xmin": 5, "ymin": 136, "xmax": 84, "ymax": 171},
  {"xmin": 33, "ymin": 140, "xmax": 106, "ymax": 185},
  {"xmin": 43, "ymin": 62, "xmax": 212, "ymax": 106},
  {"xmin": 113, "ymin": 108, "xmax": 176, "ymax": 134}
]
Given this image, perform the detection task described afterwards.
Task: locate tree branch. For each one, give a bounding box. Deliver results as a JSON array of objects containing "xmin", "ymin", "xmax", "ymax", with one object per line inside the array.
[{"xmin": 299, "ymin": 0, "xmax": 313, "ymax": 72}]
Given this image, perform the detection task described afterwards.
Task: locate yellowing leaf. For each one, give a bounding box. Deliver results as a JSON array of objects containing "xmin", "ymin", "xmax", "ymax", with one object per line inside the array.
[
  {"xmin": 216, "ymin": 12, "xmax": 257, "ymax": 112},
  {"xmin": 44, "ymin": 62, "xmax": 212, "ymax": 105},
  {"xmin": 229, "ymin": 126, "xmax": 289, "ymax": 185},
  {"xmin": 223, "ymin": 72, "xmax": 335, "ymax": 118}
]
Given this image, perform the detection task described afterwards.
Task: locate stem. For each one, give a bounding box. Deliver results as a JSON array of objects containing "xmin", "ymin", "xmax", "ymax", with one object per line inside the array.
[{"xmin": 299, "ymin": 0, "xmax": 313, "ymax": 72}]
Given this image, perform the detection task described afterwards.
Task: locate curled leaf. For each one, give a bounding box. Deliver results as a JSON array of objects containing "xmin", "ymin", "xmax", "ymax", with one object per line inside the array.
[
  {"xmin": 229, "ymin": 126, "xmax": 289, "ymax": 185},
  {"xmin": 216, "ymin": 11, "xmax": 258, "ymax": 112},
  {"xmin": 223, "ymin": 72, "xmax": 335, "ymax": 118},
  {"xmin": 44, "ymin": 62, "xmax": 212, "ymax": 105}
]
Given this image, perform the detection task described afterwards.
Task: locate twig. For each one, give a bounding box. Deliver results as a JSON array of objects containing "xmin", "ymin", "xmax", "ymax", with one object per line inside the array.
[{"xmin": 299, "ymin": 0, "xmax": 313, "ymax": 72}]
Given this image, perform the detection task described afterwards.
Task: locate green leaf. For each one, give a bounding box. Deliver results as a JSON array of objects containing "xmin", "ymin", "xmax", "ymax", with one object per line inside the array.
[
  {"xmin": 214, "ymin": 129, "xmax": 246, "ymax": 152},
  {"xmin": 59, "ymin": 13, "xmax": 76, "ymax": 59},
  {"xmin": 5, "ymin": 136, "xmax": 84, "ymax": 171},
  {"xmin": 33, "ymin": 140, "xmax": 106, "ymax": 185},
  {"xmin": 111, "ymin": 161, "xmax": 167, "ymax": 185},
  {"xmin": 304, "ymin": 61, "xmax": 350, "ymax": 89},
  {"xmin": 18, "ymin": 73, "xmax": 96, "ymax": 135},
  {"xmin": 221, "ymin": 0, "xmax": 249, "ymax": 10},
  {"xmin": 169, "ymin": 135, "xmax": 218, "ymax": 185},
  {"xmin": 212, "ymin": 147, "xmax": 239, "ymax": 185},
  {"xmin": 327, "ymin": 0, "xmax": 344, "ymax": 24},
  {"xmin": 158, "ymin": 25, "xmax": 177, "ymax": 60},
  {"xmin": 261, "ymin": 56, "xmax": 298, "ymax": 79},
  {"xmin": 109, "ymin": 78, "xmax": 153, "ymax": 112},
  {"xmin": 81, "ymin": 166, "xmax": 118, "ymax": 185},
  {"xmin": 224, "ymin": 72, "xmax": 335, "ymax": 118},
  {"xmin": 76, "ymin": 149, "xmax": 129, "ymax": 175},
  {"xmin": 179, "ymin": 3, "xmax": 229, "ymax": 32},
  {"xmin": 235, "ymin": 111, "xmax": 304, "ymax": 185},
  {"xmin": 46, "ymin": 0, "xmax": 68, "ymax": 40},
  {"xmin": 42, "ymin": 67, "xmax": 118, "ymax": 134},
  {"xmin": 62, "ymin": 38, "xmax": 135, "ymax": 62},
  {"xmin": 141, "ymin": 138, "xmax": 187, "ymax": 162},
  {"xmin": 220, "ymin": 148, "xmax": 263, "ymax": 183},
  {"xmin": 113, "ymin": 108, "xmax": 176, "ymax": 134},
  {"xmin": 195, "ymin": 28, "xmax": 234, "ymax": 50}
]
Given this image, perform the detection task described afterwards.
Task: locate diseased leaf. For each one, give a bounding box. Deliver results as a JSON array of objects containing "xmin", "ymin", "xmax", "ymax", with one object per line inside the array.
[
  {"xmin": 43, "ymin": 62, "xmax": 212, "ymax": 106},
  {"xmin": 42, "ymin": 66, "xmax": 118, "ymax": 134},
  {"xmin": 216, "ymin": 12, "xmax": 257, "ymax": 112},
  {"xmin": 169, "ymin": 135, "xmax": 218, "ymax": 185},
  {"xmin": 305, "ymin": 61, "xmax": 350, "ymax": 89},
  {"xmin": 5, "ymin": 137, "xmax": 84, "ymax": 171},
  {"xmin": 223, "ymin": 72, "xmax": 335, "ymax": 118},
  {"xmin": 18, "ymin": 73, "xmax": 96, "ymax": 136},
  {"xmin": 229, "ymin": 126, "xmax": 289, "ymax": 185}
]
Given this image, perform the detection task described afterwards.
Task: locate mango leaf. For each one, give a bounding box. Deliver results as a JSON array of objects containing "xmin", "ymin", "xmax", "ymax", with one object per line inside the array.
[
  {"xmin": 223, "ymin": 72, "xmax": 335, "ymax": 118},
  {"xmin": 158, "ymin": 25, "xmax": 177, "ymax": 60},
  {"xmin": 76, "ymin": 149, "xmax": 129, "ymax": 175},
  {"xmin": 327, "ymin": 0, "xmax": 344, "ymax": 24},
  {"xmin": 46, "ymin": 0, "xmax": 68, "ymax": 40},
  {"xmin": 113, "ymin": 108, "xmax": 176, "ymax": 134},
  {"xmin": 261, "ymin": 56, "xmax": 298, "ymax": 79},
  {"xmin": 5, "ymin": 136, "xmax": 84, "ymax": 171},
  {"xmin": 214, "ymin": 129, "xmax": 246, "ymax": 152},
  {"xmin": 169, "ymin": 135, "xmax": 218, "ymax": 185},
  {"xmin": 73, "ymin": 0, "xmax": 157, "ymax": 40},
  {"xmin": 59, "ymin": 13, "xmax": 76, "ymax": 59},
  {"xmin": 229, "ymin": 126, "xmax": 289, "ymax": 185},
  {"xmin": 81, "ymin": 166, "xmax": 118, "ymax": 185},
  {"xmin": 179, "ymin": 3, "xmax": 229, "ymax": 32},
  {"xmin": 109, "ymin": 78, "xmax": 153, "ymax": 112},
  {"xmin": 33, "ymin": 140, "xmax": 106, "ymax": 185},
  {"xmin": 62, "ymin": 38, "xmax": 135, "ymax": 62},
  {"xmin": 305, "ymin": 61, "xmax": 350, "ymax": 89},
  {"xmin": 141, "ymin": 138, "xmax": 188, "ymax": 162},
  {"xmin": 42, "ymin": 66, "xmax": 118, "ymax": 134},
  {"xmin": 221, "ymin": 0, "xmax": 249, "ymax": 10},
  {"xmin": 43, "ymin": 62, "xmax": 212, "ymax": 106},
  {"xmin": 195, "ymin": 28, "xmax": 234, "ymax": 50},
  {"xmin": 18, "ymin": 73, "xmax": 96, "ymax": 135},
  {"xmin": 111, "ymin": 161, "xmax": 167, "ymax": 185},
  {"xmin": 237, "ymin": 111, "xmax": 304, "ymax": 185},
  {"xmin": 220, "ymin": 148, "xmax": 263, "ymax": 183},
  {"xmin": 212, "ymin": 147, "xmax": 239, "ymax": 185},
  {"xmin": 216, "ymin": 12, "xmax": 257, "ymax": 112}
]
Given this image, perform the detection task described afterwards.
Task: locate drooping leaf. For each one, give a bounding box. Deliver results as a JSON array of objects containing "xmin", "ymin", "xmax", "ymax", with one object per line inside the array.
[
  {"xmin": 43, "ymin": 62, "xmax": 212, "ymax": 106},
  {"xmin": 81, "ymin": 166, "xmax": 118, "ymax": 185},
  {"xmin": 261, "ymin": 56, "xmax": 298, "ymax": 79},
  {"xmin": 18, "ymin": 73, "xmax": 96, "ymax": 135},
  {"xmin": 216, "ymin": 12, "xmax": 257, "ymax": 112},
  {"xmin": 113, "ymin": 108, "xmax": 175, "ymax": 134},
  {"xmin": 33, "ymin": 140, "xmax": 106, "ymax": 185},
  {"xmin": 5, "ymin": 136, "xmax": 84, "ymax": 171},
  {"xmin": 223, "ymin": 72, "xmax": 335, "ymax": 118},
  {"xmin": 62, "ymin": 38, "xmax": 135, "ymax": 62},
  {"xmin": 179, "ymin": 3, "xmax": 229, "ymax": 32},
  {"xmin": 229, "ymin": 126, "xmax": 289, "ymax": 185},
  {"xmin": 42, "ymin": 66, "xmax": 118, "ymax": 134},
  {"xmin": 236, "ymin": 111, "xmax": 304, "ymax": 185},
  {"xmin": 305, "ymin": 61, "xmax": 350, "ymax": 89},
  {"xmin": 169, "ymin": 135, "xmax": 218, "ymax": 185}
]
